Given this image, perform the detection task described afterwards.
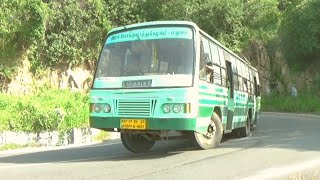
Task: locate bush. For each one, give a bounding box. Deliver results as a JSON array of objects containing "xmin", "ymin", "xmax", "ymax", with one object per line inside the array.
[
  {"xmin": 33, "ymin": 0, "xmax": 110, "ymax": 68},
  {"xmin": 262, "ymin": 94, "xmax": 320, "ymax": 113},
  {"xmin": 0, "ymin": 0, "xmax": 111, "ymax": 79},
  {"xmin": 0, "ymin": 143, "xmax": 40, "ymax": 151},
  {"xmin": 279, "ymin": 0, "xmax": 320, "ymax": 62},
  {"xmin": 93, "ymin": 131, "xmax": 110, "ymax": 143},
  {"xmin": 0, "ymin": 89, "xmax": 89, "ymax": 134}
]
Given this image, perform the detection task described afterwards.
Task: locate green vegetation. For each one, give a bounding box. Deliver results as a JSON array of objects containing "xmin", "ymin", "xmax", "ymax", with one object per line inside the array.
[
  {"xmin": 0, "ymin": 0, "xmax": 111, "ymax": 75},
  {"xmin": 279, "ymin": 0, "xmax": 320, "ymax": 62},
  {"xmin": 290, "ymin": 170, "xmax": 320, "ymax": 180},
  {"xmin": 0, "ymin": 88, "xmax": 89, "ymax": 134},
  {"xmin": 0, "ymin": 143, "xmax": 40, "ymax": 151},
  {"xmin": 1, "ymin": 0, "xmax": 319, "ymax": 78},
  {"xmin": 93, "ymin": 131, "xmax": 110, "ymax": 143},
  {"xmin": 262, "ymin": 94, "xmax": 320, "ymax": 113},
  {"xmin": 0, "ymin": 0, "xmax": 319, "ymax": 135}
]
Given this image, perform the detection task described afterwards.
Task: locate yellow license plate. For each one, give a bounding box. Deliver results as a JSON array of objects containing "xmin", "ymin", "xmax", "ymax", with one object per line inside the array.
[{"xmin": 120, "ymin": 119, "xmax": 146, "ymax": 130}]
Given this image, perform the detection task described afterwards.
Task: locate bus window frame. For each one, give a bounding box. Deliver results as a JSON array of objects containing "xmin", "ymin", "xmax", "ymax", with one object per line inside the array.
[
  {"xmin": 218, "ymin": 47, "xmax": 227, "ymax": 87},
  {"xmin": 209, "ymin": 42, "xmax": 222, "ymax": 86},
  {"xmin": 199, "ymin": 34, "xmax": 223, "ymax": 85}
]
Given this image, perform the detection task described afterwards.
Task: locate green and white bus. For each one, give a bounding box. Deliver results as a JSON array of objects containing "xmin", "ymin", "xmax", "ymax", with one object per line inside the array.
[{"xmin": 89, "ymin": 21, "xmax": 261, "ymax": 153}]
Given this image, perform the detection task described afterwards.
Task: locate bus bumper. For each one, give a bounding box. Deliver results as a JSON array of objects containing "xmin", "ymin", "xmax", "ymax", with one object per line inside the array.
[{"xmin": 89, "ymin": 116, "xmax": 197, "ymax": 131}]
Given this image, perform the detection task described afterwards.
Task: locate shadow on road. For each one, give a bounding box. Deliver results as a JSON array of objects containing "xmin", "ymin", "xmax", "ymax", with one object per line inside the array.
[
  {"xmin": 0, "ymin": 138, "xmax": 198, "ymax": 164},
  {"xmin": 0, "ymin": 113, "xmax": 319, "ymax": 165},
  {"xmin": 0, "ymin": 133, "xmax": 251, "ymax": 165}
]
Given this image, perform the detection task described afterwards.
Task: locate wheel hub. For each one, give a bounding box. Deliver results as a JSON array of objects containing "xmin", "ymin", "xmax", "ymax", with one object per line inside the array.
[{"xmin": 205, "ymin": 122, "xmax": 216, "ymax": 139}]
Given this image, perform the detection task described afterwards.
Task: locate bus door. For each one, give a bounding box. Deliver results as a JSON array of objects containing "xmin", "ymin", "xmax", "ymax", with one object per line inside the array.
[
  {"xmin": 226, "ymin": 61, "xmax": 234, "ymax": 130},
  {"xmin": 253, "ymin": 75, "xmax": 260, "ymax": 122}
]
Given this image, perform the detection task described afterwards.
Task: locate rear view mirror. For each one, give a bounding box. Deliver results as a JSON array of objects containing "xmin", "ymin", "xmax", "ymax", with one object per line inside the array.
[{"xmin": 204, "ymin": 53, "xmax": 212, "ymax": 65}]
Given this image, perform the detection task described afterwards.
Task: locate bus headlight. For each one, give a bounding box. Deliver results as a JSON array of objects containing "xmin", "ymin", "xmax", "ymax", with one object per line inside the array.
[
  {"xmin": 93, "ymin": 104, "xmax": 102, "ymax": 113},
  {"xmin": 103, "ymin": 104, "xmax": 111, "ymax": 113},
  {"xmin": 172, "ymin": 104, "xmax": 182, "ymax": 113},
  {"xmin": 91, "ymin": 103, "xmax": 111, "ymax": 113},
  {"xmin": 162, "ymin": 104, "xmax": 171, "ymax": 113}
]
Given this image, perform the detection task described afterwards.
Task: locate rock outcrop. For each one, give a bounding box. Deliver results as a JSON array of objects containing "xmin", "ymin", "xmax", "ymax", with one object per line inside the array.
[
  {"xmin": 1, "ymin": 42, "xmax": 319, "ymax": 96},
  {"xmin": 3, "ymin": 58, "xmax": 93, "ymax": 95},
  {"xmin": 243, "ymin": 40, "xmax": 319, "ymax": 95},
  {"xmin": 243, "ymin": 41, "xmax": 272, "ymax": 95}
]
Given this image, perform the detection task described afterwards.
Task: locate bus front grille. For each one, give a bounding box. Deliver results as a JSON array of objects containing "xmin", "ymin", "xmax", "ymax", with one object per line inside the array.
[{"xmin": 116, "ymin": 99, "xmax": 156, "ymax": 117}]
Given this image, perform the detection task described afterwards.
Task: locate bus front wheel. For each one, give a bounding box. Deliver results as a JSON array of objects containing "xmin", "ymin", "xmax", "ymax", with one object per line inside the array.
[
  {"xmin": 121, "ymin": 133, "xmax": 155, "ymax": 153},
  {"xmin": 192, "ymin": 113, "xmax": 223, "ymax": 150}
]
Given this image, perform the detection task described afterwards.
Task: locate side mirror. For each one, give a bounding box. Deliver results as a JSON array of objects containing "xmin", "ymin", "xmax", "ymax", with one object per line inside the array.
[{"xmin": 204, "ymin": 53, "xmax": 211, "ymax": 65}]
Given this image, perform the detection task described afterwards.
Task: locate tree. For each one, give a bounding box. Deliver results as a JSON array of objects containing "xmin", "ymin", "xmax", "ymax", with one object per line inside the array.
[
  {"xmin": 190, "ymin": 0, "xmax": 246, "ymax": 51},
  {"xmin": 242, "ymin": 0, "xmax": 281, "ymax": 45},
  {"xmin": 0, "ymin": 0, "xmax": 46, "ymax": 79},
  {"xmin": 105, "ymin": 0, "xmax": 145, "ymax": 26},
  {"xmin": 31, "ymin": 0, "xmax": 111, "ymax": 69},
  {"xmin": 279, "ymin": 0, "xmax": 320, "ymax": 61}
]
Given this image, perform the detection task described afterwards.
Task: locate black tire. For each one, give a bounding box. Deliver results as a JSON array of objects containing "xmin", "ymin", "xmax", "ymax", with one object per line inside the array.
[
  {"xmin": 237, "ymin": 115, "xmax": 251, "ymax": 137},
  {"xmin": 121, "ymin": 133, "xmax": 155, "ymax": 153},
  {"xmin": 251, "ymin": 112, "xmax": 258, "ymax": 131},
  {"xmin": 191, "ymin": 113, "xmax": 223, "ymax": 150}
]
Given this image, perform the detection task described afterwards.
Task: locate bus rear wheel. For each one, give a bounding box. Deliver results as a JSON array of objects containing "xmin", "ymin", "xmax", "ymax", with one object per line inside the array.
[
  {"xmin": 192, "ymin": 113, "xmax": 223, "ymax": 150},
  {"xmin": 236, "ymin": 115, "xmax": 251, "ymax": 137},
  {"xmin": 251, "ymin": 113, "xmax": 258, "ymax": 131},
  {"xmin": 121, "ymin": 133, "xmax": 155, "ymax": 153}
]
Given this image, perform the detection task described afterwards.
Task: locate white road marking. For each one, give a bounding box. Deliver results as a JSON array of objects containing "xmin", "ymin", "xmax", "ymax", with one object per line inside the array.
[{"xmin": 240, "ymin": 158, "xmax": 320, "ymax": 180}]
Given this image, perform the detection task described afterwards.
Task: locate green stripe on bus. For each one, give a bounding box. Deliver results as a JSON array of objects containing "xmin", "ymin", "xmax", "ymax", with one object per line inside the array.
[
  {"xmin": 233, "ymin": 107, "xmax": 248, "ymax": 116},
  {"xmin": 199, "ymin": 91, "xmax": 228, "ymax": 98},
  {"xmin": 234, "ymin": 102, "xmax": 248, "ymax": 106},
  {"xmin": 199, "ymin": 99, "xmax": 225, "ymax": 105},
  {"xmin": 199, "ymin": 85, "xmax": 224, "ymax": 93},
  {"xmin": 198, "ymin": 106, "xmax": 213, "ymax": 117}
]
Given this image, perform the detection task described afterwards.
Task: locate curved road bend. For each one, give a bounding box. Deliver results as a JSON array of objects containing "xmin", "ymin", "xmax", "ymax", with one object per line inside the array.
[{"xmin": 0, "ymin": 112, "xmax": 319, "ymax": 180}]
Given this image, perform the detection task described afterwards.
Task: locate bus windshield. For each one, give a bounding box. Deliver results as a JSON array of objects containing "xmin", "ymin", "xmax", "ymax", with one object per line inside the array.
[{"xmin": 93, "ymin": 26, "xmax": 194, "ymax": 89}]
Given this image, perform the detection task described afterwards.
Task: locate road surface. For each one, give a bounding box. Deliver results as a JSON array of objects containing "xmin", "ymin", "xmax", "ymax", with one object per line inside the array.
[{"xmin": 0, "ymin": 112, "xmax": 319, "ymax": 180}]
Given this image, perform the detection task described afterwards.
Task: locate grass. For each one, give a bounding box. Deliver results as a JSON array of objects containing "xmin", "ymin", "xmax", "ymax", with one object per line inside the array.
[
  {"xmin": 262, "ymin": 94, "xmax": 320, "ymax": 113},
  {"xmin": 93, "ymin": 131, "xmax": 110, "ymax": 143},
  {"xmin": 0, "ymin": 88, "xmax": 89, "ymax": 133},
  {"xmin": 290, "ymin": 169, "xmax": 320, "ymax": 180},
  {"xmin": 0, "ymin": 142, "xmax": 40, "ymax": 151}
]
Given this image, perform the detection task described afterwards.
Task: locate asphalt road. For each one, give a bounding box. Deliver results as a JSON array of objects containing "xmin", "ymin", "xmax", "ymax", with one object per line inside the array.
[{"xmin": 0, "ymin": 112, "xmax": 319, "ymax": 180}]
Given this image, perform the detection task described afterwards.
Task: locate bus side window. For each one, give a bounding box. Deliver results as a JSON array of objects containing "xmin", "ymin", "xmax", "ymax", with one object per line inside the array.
[
  {"xmin": 221, "ymin": 69, "xmax": 227, "ymax": 87},
  {"xmin": 210, "ymin": 42, "xmax": 222, "ymax": 86},
  {"xmin": 218, "ymin": 47, "xmax": 227, "ymax": 87},
  {"xmin": 237, "ymin": 60, "xmax": 243, "ymax": 92},
  {"xmin": 243, "ymin": 79, "xmax": 248, "ymax": 92},
  {"xmin": 230, "ymin": 56, "xmax": 239, "ymax": 91},
  {"xmin": 199, "ymin": 41, "xmax": 206, "ymax": 80},
  {"xmin": 254, "ymin": 76, "xmax": 260, "ymax": 96},
  {"xmin": 200, "ymin": 36, "xmax": 213, "ymax": 83}
]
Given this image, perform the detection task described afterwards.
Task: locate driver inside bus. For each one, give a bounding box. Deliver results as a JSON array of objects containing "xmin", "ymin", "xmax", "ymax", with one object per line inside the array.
[
  {"xmin": 127, "ymin": 55, "xmax": 144, "ymax": 76},
  {"xmin": 199, "ymin": 53, "xmax": 214, "ymax": 83}
]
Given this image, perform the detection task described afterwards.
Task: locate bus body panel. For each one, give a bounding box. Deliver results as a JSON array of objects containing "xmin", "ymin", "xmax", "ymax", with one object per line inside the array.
[{"xmin": 90, "ymin": 20, "xmax": 261, "ymax": 136}]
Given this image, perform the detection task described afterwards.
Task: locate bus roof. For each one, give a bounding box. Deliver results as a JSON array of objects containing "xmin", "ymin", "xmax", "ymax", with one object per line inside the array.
[
  {"xmin": 107, "ymin": 20, "xmax": 256, "ymax": 70},
  {"xmin": 198, "ymin": 29, "xmax": 251, "ymax": 66},
  {"xmin": 251, "ymin": 66, "xmax": 258, "ymax": 72},
  {"xmin": 107, "ymin": 21, "xmax": 199, "ymax": 35}
]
